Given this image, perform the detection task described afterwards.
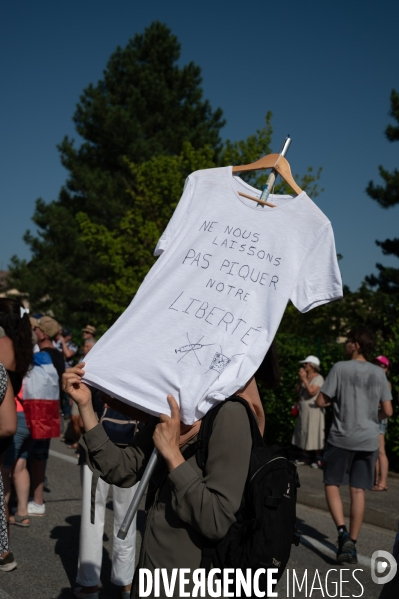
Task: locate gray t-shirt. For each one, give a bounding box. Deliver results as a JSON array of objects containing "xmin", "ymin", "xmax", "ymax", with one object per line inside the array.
[{"xmin": 321, "ymin": 360, "xmax": 392, "ymax": 451}]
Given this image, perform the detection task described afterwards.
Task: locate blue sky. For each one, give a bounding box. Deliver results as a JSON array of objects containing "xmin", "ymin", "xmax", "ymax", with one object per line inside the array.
[{"xmin": 1, "ymin": 0, "xmax": 398, "ymax": 291}]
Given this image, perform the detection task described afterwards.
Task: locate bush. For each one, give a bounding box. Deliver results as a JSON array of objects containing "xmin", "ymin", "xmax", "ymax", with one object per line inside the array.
[{"xmin": 260, "ymin": 333, "xmax": 343, "ymax": 447}]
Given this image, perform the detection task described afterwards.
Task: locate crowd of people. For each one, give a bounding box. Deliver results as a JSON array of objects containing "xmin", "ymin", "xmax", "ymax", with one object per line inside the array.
[
  {"xmin": 0, "ymin": 297, "xmax": 397, "ymax": 597},
  {"xmin": 0, "ymin": 301, "xmax": 142, "ymax": 597},
  {"xmin": 291, "ymin": 330, "xmax": 393, "ymax": 564}
]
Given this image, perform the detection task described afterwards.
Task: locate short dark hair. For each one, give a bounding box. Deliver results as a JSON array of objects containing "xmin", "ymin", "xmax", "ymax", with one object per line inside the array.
[{"xmin": 346, "ymin": 328, "xmax": 374, "ymax": 358}]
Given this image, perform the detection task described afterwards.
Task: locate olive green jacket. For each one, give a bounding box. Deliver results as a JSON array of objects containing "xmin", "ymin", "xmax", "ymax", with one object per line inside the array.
[{"xmin": 83, "ymin": 400, "xmax": 252, "ymax": 598}]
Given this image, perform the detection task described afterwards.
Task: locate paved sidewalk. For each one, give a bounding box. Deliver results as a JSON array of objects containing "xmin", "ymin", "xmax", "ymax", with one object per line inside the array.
[
  {"xmin": 0, "ymin": 438, "xmax": 145, "ymax": 599},
  {"xmin": 296, "ymin": 464, "xmax": 399, "ymax": 532}
]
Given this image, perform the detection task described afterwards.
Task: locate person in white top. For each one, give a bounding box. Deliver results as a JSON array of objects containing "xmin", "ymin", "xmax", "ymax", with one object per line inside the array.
[{"xmin": 292, "ymin": 355, "xmax": 324, "ymax": 467}]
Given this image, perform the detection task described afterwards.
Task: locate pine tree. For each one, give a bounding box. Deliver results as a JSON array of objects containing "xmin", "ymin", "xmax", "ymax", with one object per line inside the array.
[
  {"xmin": 76, "ymin": 114, "xmax": 323, "ymax": 328},
  {"xmin": 77, "ymin": 142, "xmax": 216, "ymax": 324},
  {"xmin": 9, "ymin": 22, "xmax": 225, "ymax": 325},
  {"xmin": 366, "ymin": 89, "xmax": 399, "ymax": 293}
]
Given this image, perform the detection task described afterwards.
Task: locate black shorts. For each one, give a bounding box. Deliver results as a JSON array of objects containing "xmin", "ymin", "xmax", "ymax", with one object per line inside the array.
[
  {"xmin": 323, "ymin": 442, "xmax": 378, "ymax": 489},
  {"xmin": 30, "ymin": 438, "xmax": 50, "ymax": 461}
]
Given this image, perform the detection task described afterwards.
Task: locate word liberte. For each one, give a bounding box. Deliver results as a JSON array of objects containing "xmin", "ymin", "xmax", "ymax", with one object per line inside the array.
[{"xmin": 139, "ymin": 567, "xmax": 278, "ymax": 597}]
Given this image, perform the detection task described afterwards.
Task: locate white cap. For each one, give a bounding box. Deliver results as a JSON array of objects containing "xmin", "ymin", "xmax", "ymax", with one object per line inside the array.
[{"xmin": 299, "ymin": 355, "xmax": 320, "ymax": 367}]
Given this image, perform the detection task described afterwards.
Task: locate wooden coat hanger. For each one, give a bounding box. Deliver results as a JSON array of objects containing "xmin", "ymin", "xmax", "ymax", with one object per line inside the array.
[{"xmin": 232, "ymin": 137, "xmax": 302, "ymax": 208}]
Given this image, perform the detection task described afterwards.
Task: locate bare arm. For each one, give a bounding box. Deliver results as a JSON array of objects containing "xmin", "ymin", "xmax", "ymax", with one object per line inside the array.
[
  {"xmin": 0, "ymin": 374, "xmax": 17, "ymax": 437},
  {"xmin": 303, "ymin": 380, "xmax": 321, "ymax": 397},
  {"xmin": 59, "ymin": 338, "xmax": 76, "ymax": 360},
  {"xmin": 63, "ymin": 363, "xmax": 158, "ymax": 488},
  {"xmin": 316, "ymin": 391, "xmax": 331, "ymax": 408},
  {"xmin": 298, "ymin": 368, "xmax": 320, "ymax": 397},
  {"xmin": 153, "ymin": 395, "xmax": 185, "ymax": 471},
  {"xmin": 62, "ymin": 364, "xmax": 98, "ymax": 432},
  {"xmin": 379, "ymin": 400, "xmax": 393, "ymax": 419},
  {"xmin": 0, "ymin": 337, "xmax": 16, "ymax": 371}
]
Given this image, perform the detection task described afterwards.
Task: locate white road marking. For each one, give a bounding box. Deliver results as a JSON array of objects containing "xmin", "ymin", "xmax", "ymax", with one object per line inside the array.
[
  {"xmin": 300, "ymin": 534, "xmax": 371, "ymax": 568},
  {"xmin": 49, "ymin": 449, "xmax": 78, "ymax": 465}
]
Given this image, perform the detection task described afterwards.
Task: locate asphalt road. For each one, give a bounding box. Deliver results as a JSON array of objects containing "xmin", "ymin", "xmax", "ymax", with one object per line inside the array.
[{"xmin": 0, "ymin": 438, "xmax": 396, "ymax": 599}]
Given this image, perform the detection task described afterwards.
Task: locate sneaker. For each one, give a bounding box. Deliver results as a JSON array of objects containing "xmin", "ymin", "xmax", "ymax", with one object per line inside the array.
[
  {"xmin": 28, "ymin": 501, "xmax": 46, "ymax": 516},
  {"xmin": 337, "ymin": 532, "xmax": 358, "ymax": 564},
  {"xmin": 295, "ymin": 459, "xmax": 306, "ymax": 466},
  {"xmin": 0, "ymin": 551, "xmax": 17, "ymax": 572},
  {"xmin": 74, "ymin": 587, "xmax": 99, "ymax": 599},
  {"xmin": 310, "ymin": 462, "xmax": 319, "ymax": 468}
]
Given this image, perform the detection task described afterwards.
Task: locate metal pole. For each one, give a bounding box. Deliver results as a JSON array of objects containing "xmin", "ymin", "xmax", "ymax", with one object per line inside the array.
[
  {"xmin": 117, "ymin": 448, "xmax": 159, "ymax": 539},
  {"xmin": 259, "ymin": 135, "xmax": 292, "ymax": 204}
]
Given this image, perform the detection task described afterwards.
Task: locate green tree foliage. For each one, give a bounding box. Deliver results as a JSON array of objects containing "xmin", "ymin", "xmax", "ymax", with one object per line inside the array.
[
  {"xmin": 78, "ymin": 114, "xmax": 323, "ymax": 324},
  {"xmin": 375, "ymin": 312, "xmax": 399, "ymax": 468},
  {"xmin": 77, "ymin": 143, "xmax": 215, "ymax": 321},
  {"xmin": 8, "ymin": 21, "xmax": 225, "ymax": 325},
  {"xmin": 366, "ymin": 89, "xmax": 399, "ymax": 293},
  {"xmin": 9, "ymin": 16, "xmax": 322, "ymax": 329},
  {"xmin": 221, "ymin": 112, "xmax": 323, "ymax": 197},
  {"xmin": 280, "ymin": 283, "xmax": 398, "ymax": 340},
  {"xmin": 265, "ymin": 289, "xmax": 399, "ymax": 469},
  {"xmin": 8, "ymin": 21, "xmax": 399, "ymax": 464}
]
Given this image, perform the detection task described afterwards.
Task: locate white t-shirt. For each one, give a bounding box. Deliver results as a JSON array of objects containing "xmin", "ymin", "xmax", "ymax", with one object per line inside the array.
[{"xmin": 83, "ymin": 166, "xmax": 342, "ymax": 424}]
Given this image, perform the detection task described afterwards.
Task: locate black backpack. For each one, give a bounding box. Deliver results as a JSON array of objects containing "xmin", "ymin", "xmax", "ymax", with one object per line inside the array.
[
  {"xmin": 184, "ymin": 395, "xmax": 300, "ymax": 594},
  {"xmin": 100, "ymin": 406, "xmax": 139, "ymax": 446}
]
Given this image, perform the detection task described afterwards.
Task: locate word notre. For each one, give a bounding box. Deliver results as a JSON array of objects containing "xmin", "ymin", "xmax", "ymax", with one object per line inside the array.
[{"xmin": 206, "ymin": 279, "xmax": 250, "ymax": 301}]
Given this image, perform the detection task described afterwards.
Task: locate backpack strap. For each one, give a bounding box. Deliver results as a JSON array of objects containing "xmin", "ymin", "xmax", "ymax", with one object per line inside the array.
[
  {"xmin": 193, "ymin": 395, "xmax": 263, "ymax": 572},
  {"xmin": 181, "ymin": 441, "xmax": 198, "ymax": 461},
  {"xmin": 99, "ymin": 405, "xmax": 107, "ymax": 423},
  {"xmin": 195, "ymin": 401, "xmax": 224, "ymax": 470},
  {"xmin": 226, "ymin": 395, "xmax": 265, "ymax": 448},
  {"xmin": 196, "ymin": 395, "xmax": 263, "ymax": 470}
]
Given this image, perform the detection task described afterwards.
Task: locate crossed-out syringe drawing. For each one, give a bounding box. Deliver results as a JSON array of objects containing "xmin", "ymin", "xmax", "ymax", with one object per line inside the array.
[
  {"xmin": 175, "ymin": 333, "xmax": 242, "ymax": 377},
  {"xmin": 175, "ymin": 333, "xmax": 215, "ymax": 365}
]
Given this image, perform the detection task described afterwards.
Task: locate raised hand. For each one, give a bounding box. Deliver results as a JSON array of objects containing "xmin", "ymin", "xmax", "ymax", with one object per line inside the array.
[
  {"xmin": 62, "ymin": 363, "xmax": 92, "ymax": 408},
  {"xmin": 298, "ymin": 367, "xmax": 307, "ymax": 381},
  {"xmin": 153, "ymin": 395, "xmax": 185, "ymax": 472},
  {"xmin": 62, "ymin": 363, "xmax": 99, "ymax": 432}
]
